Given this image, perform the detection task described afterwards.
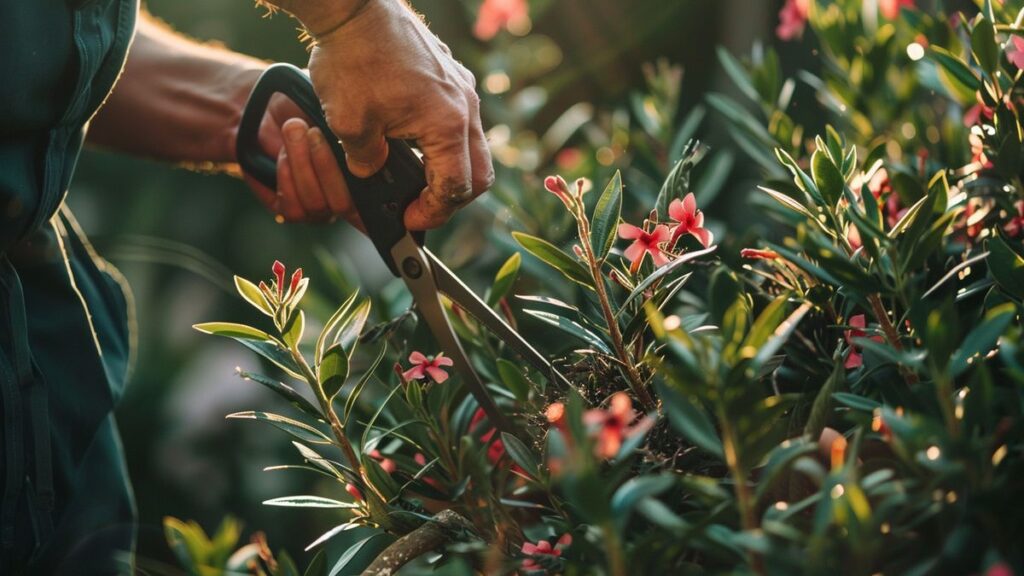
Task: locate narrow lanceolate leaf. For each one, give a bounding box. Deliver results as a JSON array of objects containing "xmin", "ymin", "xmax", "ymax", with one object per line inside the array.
[
  {"xmin": 228, "ymin": 411, "xmax": 332, "ymax": 444},
  {"xmin": 495, "ymin": 358, "xmax": 532, "ymax": 402},
  {"xmin": 500, "ymin": 432, "xmax": 540, "ymax": 478},
  {"xmin": 236, "ymin": 369, "xmax": 322, "ymax": 420},
  {"xmin": 987, "ymin": 236, "xmax": 1024, "ymax": 300},
  {"xmin": 590, "ymin": 170, "xmax": 623, "ymax": 261},
  {"xmin": 305, "ymin": 523, "xmax": 358, "ymax": 552},
  {"xmin": 193, "ymin": 322, "xmax": 273, "ymax": 341},
  {"xmin": 488, "ymin": 252, "xmax": 522, "ymax": 307},
  {"xmin": 327, "ymin": 533, "xmax": 391, "ymax": 576},
  {"xmin": 336, "ymin": 299, "xmax": 372, "ymax": 356},
  {"xmin": 319, "ymin": 344, "xmax": 349, "ymax": 401},
  {"xmin": 929, "ymin": 46, "xmax": 981, "ymax": 94},
  {"xmin": 523, "ymin": 309, "xmax": 611, "ymax": 353},
  {"xmin": 512, "ymin": 231, "xmax": 594, "ymax": 288},
  {"xmin": 262, "ymin": 496, "xmax": 358, "ymax": 509},
  {"xmin": 950, "ymin": 303, "xmax": 1016, "ymax": 376},
  {"xmin": 316, "ymin": 291, "xmax": 359, "ymax": 366},
  {"xmin": 235, "ymin": 276, "xmax": 274, "ymax": 317},
  {"xmin": 657, "ymin": 381, "xmax": 723, "ymax": 459},
  {"xmin": 619, "ymin": 245, "xmax": 717, "ymax": 313}
]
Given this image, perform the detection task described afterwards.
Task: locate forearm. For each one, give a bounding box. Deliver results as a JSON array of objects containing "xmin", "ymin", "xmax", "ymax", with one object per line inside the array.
[{"xmin": 87, "ymin": 13, "xmax": 267, "ymax": 164}]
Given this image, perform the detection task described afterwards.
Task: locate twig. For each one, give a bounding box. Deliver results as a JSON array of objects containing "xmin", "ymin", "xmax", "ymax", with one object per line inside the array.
[{"xmin": 361, "ymin": 510, "xmax": 478, "ymax": 576}]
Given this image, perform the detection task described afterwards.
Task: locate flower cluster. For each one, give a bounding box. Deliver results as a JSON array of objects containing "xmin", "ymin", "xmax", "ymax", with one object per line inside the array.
[{"xmin": 616, "ymin": 193, "xmax": 714, "ymax": 274}]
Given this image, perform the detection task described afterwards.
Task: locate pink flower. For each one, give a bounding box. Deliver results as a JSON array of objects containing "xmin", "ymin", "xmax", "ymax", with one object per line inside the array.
[
  {"xmin": 885, "ymin": 192, "xmax": 908, "ymax": 228},
  {"xmin": 369, "ymin": 449, "xmax": 397, "ymax": 474},
  {"xmin": 402, "ymin": 351, "xmax": 454, "ymax": 383},
  {"xmin": 1004, "ymin": 200, "xmax": 1024, "ymax": 238},
  {"xmin": 740, "ymin": 248, "xmax": 779, "ymax": 261},
  {"xmin": 964, "ymin": 103, "xmax": 994, "ymax": 127},
  {"xmin": 583, "ymin": 392, "xmax": 651, "ymax": 459},
  {"xmin": 847, "ymin": 224, "xmax": 863, "ymax": 251},
  {"xmin": 473, "ymin": 0, "xmax": 529, "ymax": 41},
  {"xmin": 668, "ymin": 193, "xmax": 714, "ymax": 248},
  {"xmin": 1008, "ymin": 35, "xmax": 1024, "ymax": 69},
  {"xmin": 469, "ymin": 408, "xmax": 509, "ymax": 465},
  {"xmin": 618, "ymin": 223, "xmax": 672, "ymax": 273},
  {"xmin": 844, "ymin": 315, "xmax": 884, "ymax": 369},
  {"xmin": 880, "ymin": 0, "xmax": 913, "ymax": 20},
  {"xmin": 521, "ymin": 534, "xmax": 572, "ymax": 572},
  {"xmin": 776, "ymin": 0, "xmax": 809, "ymax": 41}
]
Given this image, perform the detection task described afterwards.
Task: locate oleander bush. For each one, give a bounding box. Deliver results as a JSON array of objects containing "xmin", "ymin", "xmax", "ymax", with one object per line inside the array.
[{"xmin": 174, "ymin": 1, "xmax": 1024, "ymax": 574}]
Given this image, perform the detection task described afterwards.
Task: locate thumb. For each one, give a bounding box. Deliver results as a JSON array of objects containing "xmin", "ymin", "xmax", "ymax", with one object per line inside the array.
[{"xmin": 342, "ymin": 129, "xmax": 389, "ymax": 179}]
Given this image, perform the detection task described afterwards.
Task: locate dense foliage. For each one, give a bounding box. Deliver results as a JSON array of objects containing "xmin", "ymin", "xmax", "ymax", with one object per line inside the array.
[{"xmin": 174, "ymin": 1, "xmax": 1024, "ymax": 574}]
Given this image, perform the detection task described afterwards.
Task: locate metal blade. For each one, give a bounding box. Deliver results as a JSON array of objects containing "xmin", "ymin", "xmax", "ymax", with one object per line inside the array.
[
  {"xmin": 424, "ymin": 249, "xmax": 575, "ymax": 391},
  {"xmin": 390, "ymin": 235, "xmax": 513, "ymax": 434}
]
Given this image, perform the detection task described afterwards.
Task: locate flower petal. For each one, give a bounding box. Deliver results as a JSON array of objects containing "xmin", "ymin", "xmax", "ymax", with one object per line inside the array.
[
  {"xmin": 623, "ymin": 241, "xmax": 645, "ymax": 264},
  {"xmin": 433, "ymin": 354, "xmax": 455, "ymax": 367},
  {"xmin": 667, "ymin": 198, "xmax": 684, "ymax": 222},
  {"xmin": 425, "ymin": 366, "xmax": 450, "ymax": 383},
  {"xmin": 403, "ymin": 367, "xmax": 426, "ymax": 381},
  {"xmin": 408, "ymin": 350, "xmax": 428, "ymax": 364},
  {"xmin": 618, "ymin": 222, "xmax": 643, "ymax": 240}
]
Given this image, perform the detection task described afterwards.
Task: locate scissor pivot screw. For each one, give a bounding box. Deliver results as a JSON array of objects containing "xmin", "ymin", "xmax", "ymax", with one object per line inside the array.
[{"xmin": 402, "ymin": 257, "xmax": 423, "ymax": 279}]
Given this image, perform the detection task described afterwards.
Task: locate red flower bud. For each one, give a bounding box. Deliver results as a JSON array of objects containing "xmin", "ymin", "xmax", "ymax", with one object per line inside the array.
[
  {"xmin": 272, "ymin": 260, "xmax": 286, "ymax": 300},
  {"xmin": 345, "ymin": 483, "xmax": 364, "ymax": 502},
  {"xmin": 740, "ymin": 248, "xmax": 779, "ymax": 261},
  {"xmin": 289, "ymin": 268, "xmax": 303, "ymax": 296}
]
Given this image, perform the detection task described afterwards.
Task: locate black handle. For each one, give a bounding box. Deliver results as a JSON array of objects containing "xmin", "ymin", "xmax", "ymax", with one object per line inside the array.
[{"xmin": 237, "ymin": 63, "xmax": 425, "ymax": 275}]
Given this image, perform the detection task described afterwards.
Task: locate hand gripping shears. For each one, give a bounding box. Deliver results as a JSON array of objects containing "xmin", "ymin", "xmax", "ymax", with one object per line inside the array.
[{"xmin": 237, "ymin": 63, "xmax": 571, "ymax": 435}]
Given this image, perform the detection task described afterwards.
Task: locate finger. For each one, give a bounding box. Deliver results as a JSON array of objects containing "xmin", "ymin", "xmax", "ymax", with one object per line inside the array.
[
  {"xmin": 465, "ymin": 93, "xmax": 495, "ymax": 196},
  {"xmin": 343, "ymin": 129, "xmax": 389, "ymax": 179},
  {"xmin": 307, "ymin": 126, "xmax": 365, "ymax": 231},
  {"xmin": 404, "ymin": 118, "xmax": 472, "ymax": 230},
  {"xmin": 282, "ymin": 118, "xmax": 330, "ymax": 219},
  {"xmin": 276, "ymin": 147, "xmax": 308, "ymax": 222}
]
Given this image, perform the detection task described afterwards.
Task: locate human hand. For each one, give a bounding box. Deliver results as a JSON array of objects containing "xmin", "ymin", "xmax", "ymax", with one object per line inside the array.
[
  {"xmin": 243, "ymin": 94, "xmax": 363, "ymax": 228},
  {"xmin": 305, "ymin": 0, "xmax": 494, "ymax": 230}
]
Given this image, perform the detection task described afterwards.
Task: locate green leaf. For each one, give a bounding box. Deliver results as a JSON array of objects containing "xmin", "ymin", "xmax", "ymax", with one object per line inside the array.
[
  {"xmin": 930, "ymin": 46, "xmax": 981, "ymax": 95},
  {"xmin": 803, "ymin": 364, "xmax": 843, "ymax": 441},
  {"xmin": 319, "ymin": 344, "xmax": 349, "ymax": 401},
  {"xmin": 657, "ymin": 381, "xmax": 723, "ymax": 459},
  {"xmin": 303, "ymin": 550, "xmax": 327, "ymax": 576},
  {"xmin": 610, "ymin": 474, "xmax": 676, "ymax": 530},
  {"xmin": 496, "ymin": 359, "xmax": 532, "ymax": 402},
  {"xmin": 832, "ymin": 392, "xmax": 880, "ymax": 412},
  {"xmin": 336, "ymin": 299, "xmax": 372, "ymax": 355},
  {"xmin": 163, "ymin": 517, "xmax": 209, "ymax": 571},
  {"xmin": 238, "ymin": 339, "xmax": 304, "ymax": 381},
  {"xmin": 327, "ymin": 533, "xmax": 390, "ymax": 576},
  {"xmin": 345, "ymin": 344, "xmax": 387, "ymax": 426},
  {"xmin": 950, "ymin": 303, "xmax": 1017, "ymax": 376},
  {"xmin": 237, "ymin": 369, "xmax": 322, "ymax": 420},
  {"xmin": 811, "ymin": 148, "xmax": 845, "ymax": 207},
  {"xmin": 988, "ymin": 236, "xmax": 1024, "ymax": 300},
  {"xmin": 591, "ymin": 170, "xmax": 623, "ymax": 261},
  {"xmin": 487, "ymin": 252, "xmax": 521, "ymax": 306},
  {"xmin": 742, "ymin": 294, "xmax": 790, "ymax": 353},
  {"xmin": 523, "ymin": 309, "xmax": 611, "ymax": 353},
  {"xmin": 500, "ymin": 432, "xmax": 540, "ymax": 478},
  {"xmin": 193, "ymin": 322, "xmax": 273, "ymax": 341},
  {"xmin": 262, "ymin": 495, "xmax": 358, "ymax": 508},
  {"xmin": 754, "ymin": 437, "xmax": 816, "ymax": 505},
  {"xmin": 512, "ymin": 231, "xmax": 593, "ymax": 288},
  {"xmin": 227, "ymin": 411, "xmax": 332, "ymax": 445},
  {"xmin": 234, "ymin": 276, "xmax": 274, "ymax": 317},
  {"xmin": 316, "ymin": 291, "xmax": 358, "ymax": 366},
  {"xmin": 971, "ymin": 16, "xmax": 999, "ymax": 76},
  {"xmin": 619, "ymin": 245, "xmax": 716, "ymax": 313},
  {"xmin": 717, "ymin": 46, "xmax": 760, "ymax": 102},
  {"xmin": 282, "ymin": 310, "xmax": 305, "ymax": 348}
]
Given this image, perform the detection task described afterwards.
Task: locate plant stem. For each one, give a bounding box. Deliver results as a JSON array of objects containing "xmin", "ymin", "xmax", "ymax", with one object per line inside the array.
[
  {"xmin": 717, "ymin": 402, "xmax": 764, "ymax": 575},
  {"xmin": 291, "ymin": 347, "xmax": 361, "ymax": 472},
  {"xmin": 602, "ymin": 522, "xmax": 628, "ymax": 576},
  {"xmin": 867, "ymin": 293, "xmax": 918, "ymax": 386},
  {"xmin": 575, "ymin": 214, "xmax": 656, "ymax": 410}
]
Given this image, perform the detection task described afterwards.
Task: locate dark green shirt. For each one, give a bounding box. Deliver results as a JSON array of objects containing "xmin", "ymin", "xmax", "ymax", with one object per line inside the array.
[{"xmin": 1, "ymin": 0, "xmax": 139, "ymax": 572}]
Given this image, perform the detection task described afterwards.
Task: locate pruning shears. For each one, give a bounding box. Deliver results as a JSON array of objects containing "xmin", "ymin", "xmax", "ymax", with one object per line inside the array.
[{"xmin": 237, "ymin": 63, "xmax": 571, "ymax": 435}]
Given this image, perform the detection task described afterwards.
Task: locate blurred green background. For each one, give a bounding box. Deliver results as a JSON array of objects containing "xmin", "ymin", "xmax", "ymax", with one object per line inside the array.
[{"xmin": 70, "ymin": 0, "xmax": 779, "ymax": 567}]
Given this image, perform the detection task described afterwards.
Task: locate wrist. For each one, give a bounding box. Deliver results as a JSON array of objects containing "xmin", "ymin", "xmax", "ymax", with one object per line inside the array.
[{"xmin": 287, "ymin": 0, "xmax": 374, "ymax": 39}]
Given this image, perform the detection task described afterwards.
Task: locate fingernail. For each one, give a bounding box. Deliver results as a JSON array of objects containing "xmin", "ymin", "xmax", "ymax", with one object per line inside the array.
[
  {"xmin": 308, "ymin": 128, "xmax": 324, "ymax": 147},
  {"xmin": 286, "ymin": 124, "xmax": 305, "ymax": 143}
]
